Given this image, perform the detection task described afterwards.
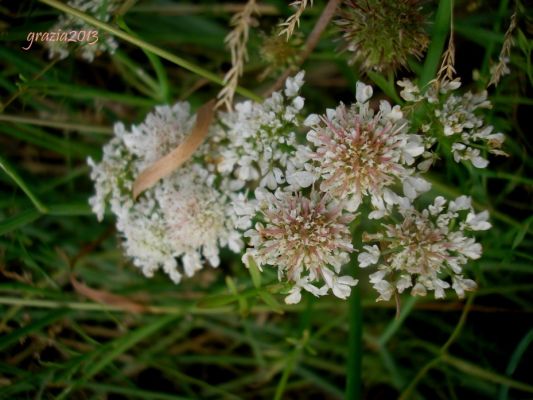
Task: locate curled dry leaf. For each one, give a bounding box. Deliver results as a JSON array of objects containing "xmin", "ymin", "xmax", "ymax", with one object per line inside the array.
[{"xmin": 132, "ymin": 99, "xmax": 215, "ymax": 199}]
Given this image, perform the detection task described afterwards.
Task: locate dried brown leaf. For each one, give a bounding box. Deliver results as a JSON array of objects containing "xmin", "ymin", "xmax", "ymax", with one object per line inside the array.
[
  {"xmin": 132, "ymin": 99, "xmax": 215, "ymax": 199},
  {"xmin": 70, "ymin": 275, "xmax": 148, "ymax": 313}
]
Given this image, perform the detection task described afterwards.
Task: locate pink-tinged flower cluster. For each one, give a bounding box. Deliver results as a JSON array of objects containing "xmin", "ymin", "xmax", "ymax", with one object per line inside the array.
[
  {"xmin": 296, "ymin": 82, "xmax": 427, "ymax": 216},
  {"xmin": 242, "ymin": 189, "xmax": 357, "ymax": 304},
  {"xmin": 358, "ymin": 196, "xmax": 491, "ymax": 301}
]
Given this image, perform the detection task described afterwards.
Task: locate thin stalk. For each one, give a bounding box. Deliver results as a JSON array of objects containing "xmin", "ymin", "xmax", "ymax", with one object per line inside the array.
[
  {"xmin": 0, "ymin": 114, "xmax": 113, "ymax": 134},
  {"xmin": 345, "ymin": 283, "xmax": 362, "ymax": 400},
  {"xmin": 37, "ymin": 0, "xmax": 262, "ymax": 102},
  {"xmin": 379, "ymin": 296, "xmax": 417, "ymax": 347},
  {"xmin": 399, "ymin": 295, "xmax": 475, "ymax": 399},
  {"xmin": 0, "ymin": 59, "xmax": 59, "ymax": 113}
]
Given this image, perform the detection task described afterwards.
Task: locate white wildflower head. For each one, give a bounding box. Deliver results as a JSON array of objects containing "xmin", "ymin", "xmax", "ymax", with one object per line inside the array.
[
  {"xmin": 299, "ymin": 81, "xmax": 427, "ymax": 214},
  {"xmin": 243, "ymin": 189, "xmax": 357, "ymax": 304},
  {"xmin": 46, "ymin": 0, "xmax": 119, "ymax": 62},
  {"xmin": 88, "ymin": 102, "xmax": 243, "ymax": 283},
  {"xmin": 359, "ymin": 195, "xmax": 490, "ymax": 301},
  {"xmin": 214, "ymin": 72, "xmax": 307, "ymax": 190},
  {"xmin": 398, "ymin": 78, "xmax": 506, "ymax": 169}
]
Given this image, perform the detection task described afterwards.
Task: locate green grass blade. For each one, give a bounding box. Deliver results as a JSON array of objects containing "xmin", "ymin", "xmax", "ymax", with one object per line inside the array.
[
  {"xmin": 498, "ymin": 329, "xmax": 533, "ymax": 400},
  {"xmin": 419, "ymin": 0, "xmax": 453, "ymax": 87},
  {"xmin": 0, "ymin": 155, "xmax": 48, "ymax": 213}
]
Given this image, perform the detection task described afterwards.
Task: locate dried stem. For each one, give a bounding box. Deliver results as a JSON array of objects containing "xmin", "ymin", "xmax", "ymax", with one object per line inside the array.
[
  {"xmin": 216, "ymin": 0, "xmax": 259, "ymax": 111},
  {"xmin": 434, "ymin": 0, "xmax": 456, "ymax": 87},
  {"xmin": 489, "ymin": 11, "xmax": 517, "ymax": 87},
  {"xmin": 264, "ymin": 0, "xmax": 341, "ymax": 96},
  {"xmin": 278, "ymin": 0, "xmax": 313, "ymax": 41}
]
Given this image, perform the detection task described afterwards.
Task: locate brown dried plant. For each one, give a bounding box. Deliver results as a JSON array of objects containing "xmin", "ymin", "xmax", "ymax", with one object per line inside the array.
[
  {"xmin": 217, "ymin": 0, "xmax": 259, "ymax": 111},
  {"xmin": 278, "ymin": 0, "xmax": 313, "ymax": 41},
  {"xmin": 489, "ymin": 11, "xmax": 517, "ymax": 87},
  {"xmin": 434, "ymin": 1, "xmax": 456, "ymax": 88}
]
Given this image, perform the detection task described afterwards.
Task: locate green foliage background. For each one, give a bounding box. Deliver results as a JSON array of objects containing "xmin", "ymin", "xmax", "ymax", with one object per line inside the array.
[{"xmin": 0, "ymin": 0, "xmax": 532, "ymax": 399}]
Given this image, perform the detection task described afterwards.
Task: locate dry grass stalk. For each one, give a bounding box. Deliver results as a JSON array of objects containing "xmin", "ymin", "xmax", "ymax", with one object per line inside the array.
[
  {"xmin": 434, "ymin": 1, "xmax": 456, "ymax": 88},
  {"xmin": 489, "ymin": 11, "xmax": 517, "ymax": 87},
  {"xmin": 278, "ymin": 0, "xmax": 313, "ymax": 41},
  {"xmin": 216, "ymin": 0, "xmax": 259, "ymax": 111}
]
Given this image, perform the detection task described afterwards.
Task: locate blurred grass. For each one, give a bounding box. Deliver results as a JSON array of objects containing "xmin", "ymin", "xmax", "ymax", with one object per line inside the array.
[{"xmin": 1, "ymin": 0, "xmax": 532, "ymax": 399}]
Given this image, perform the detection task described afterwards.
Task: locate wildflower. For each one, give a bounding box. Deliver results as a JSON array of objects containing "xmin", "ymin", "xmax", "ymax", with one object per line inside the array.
[
  {"xmin": 88, "ymin": 102, "xmax": 243, "ymax": 283},
  {"xmin": 242, "ymin": 189, "xmax": 357, "ymax": 304},
  {"xmin": 359, "ymin": 196, "xmax": 490, "ymax": 301},
  {"xmin": 336, "ymin": 0, "xmax": 429, "ymax": 73},
  {"xmin": 298, "ymin": 81, "xmax": 427, "ymax": 215},
  {"xmin": 214, "ymin": 72, "xmax": 307, "ymax": 190},
  {"xmin": 46, "ymin": 0, "xmax": 119, "ymax": 62},
  {"xmin": 398, "ymin": 78, "xmax": 506, "ymax": 169}
]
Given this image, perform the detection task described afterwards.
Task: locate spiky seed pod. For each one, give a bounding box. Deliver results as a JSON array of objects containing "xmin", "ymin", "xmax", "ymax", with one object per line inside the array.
[{"xmin": 336, "ymin": 0, "xmax": 430, "ymax": 73}]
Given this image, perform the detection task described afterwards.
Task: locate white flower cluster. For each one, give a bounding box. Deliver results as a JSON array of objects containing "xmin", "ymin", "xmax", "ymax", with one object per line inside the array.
[
  {"xmin": 293, "ymin": 82, "xmax": 429, "ymax": 216},
  {"xmin": 88, "ymin": 103, "xmax": 243, "ymax": 283},
  {"xmin": 398, "ymin": 78, "xmax": 506, "ymax": 169},
  {"xmin": 242, "ymin": 189, "xmax": 357, "ymax": 304},
  {"xmin": 358, "ymin": 196, "xmax": 490, "ymax": 301},
  {"xmin": 213, "ymin": 72, "xmax": 306, "ymax": 190},
  {"xmin": 46, "ymin": 0, "xmax": 119, "ymax": 62},
  {"xmin": 89, "ymin": 72, "xmax": 496, "ymax": 305}
]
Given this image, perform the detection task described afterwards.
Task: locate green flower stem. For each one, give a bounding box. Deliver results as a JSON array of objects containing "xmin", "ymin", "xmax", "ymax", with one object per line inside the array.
[
  {"xmin": 345, "ymin": 282, "xmax": 362, "ymax": 400},
  {"xmin": 38, "ymin": 0, "xmax": 262, "ymax": 103}
]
